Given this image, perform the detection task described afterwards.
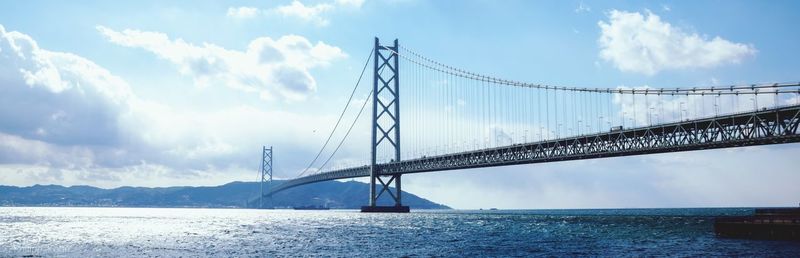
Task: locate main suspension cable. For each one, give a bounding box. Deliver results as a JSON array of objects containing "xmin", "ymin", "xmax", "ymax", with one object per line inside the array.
[
  {"xmin": 394, "ymin": 45, "xmax": 800, "ymax": 95},
  {"xmin": 295, "ymin": 48, "xmax": 373, "ymax": 178},
  {"xmin": 315, "ymin": 88, "xmax": 374, "ymax": 174}
]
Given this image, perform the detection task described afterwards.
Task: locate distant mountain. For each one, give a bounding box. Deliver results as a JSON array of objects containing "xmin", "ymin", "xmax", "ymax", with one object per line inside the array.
[{"xmin": 0, "ymin": 180, "xmax": 450, "ymax": 209}]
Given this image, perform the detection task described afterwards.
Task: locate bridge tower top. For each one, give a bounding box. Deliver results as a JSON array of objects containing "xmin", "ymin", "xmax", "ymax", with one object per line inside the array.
[{"xmin": 371, "ymin": 37, "xmax": 401, "ymax": 165}]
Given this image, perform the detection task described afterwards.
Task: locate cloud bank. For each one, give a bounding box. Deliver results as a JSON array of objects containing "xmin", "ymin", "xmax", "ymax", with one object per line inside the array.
[
  {"xmin": 229, "ymin": 0, "xmax": 365, "ymax": 26},
  {"xmin": 226, "ymin": 6, "xmax": 260, "ymax": 19},
  {"xmin": 598, "ymin": 10, "xmax": 756, "ymax": 75},
  {"xmin": 0, "ymin": 24, "xmax": 348, "ymax": 188},
  {"xmin": 97, "ymin": 26, "xmax": 346, "ymax": 101}
]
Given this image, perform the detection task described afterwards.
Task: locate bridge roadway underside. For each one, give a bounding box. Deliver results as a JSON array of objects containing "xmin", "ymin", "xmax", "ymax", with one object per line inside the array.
[{"xmin": 268, "ymin": 105, "xmax": 800, "ymax": 196}]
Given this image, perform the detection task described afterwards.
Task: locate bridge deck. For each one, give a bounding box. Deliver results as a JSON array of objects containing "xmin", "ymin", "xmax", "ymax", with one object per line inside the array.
[{"xmin": 267, "ymin": 105, "xmax": 800, "ymax": 196}]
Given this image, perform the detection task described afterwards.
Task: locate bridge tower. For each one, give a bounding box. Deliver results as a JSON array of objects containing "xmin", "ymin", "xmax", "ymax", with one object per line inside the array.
[
  {"xmin": 361, "ymin": 37, "xmax": 410, "ymax": 213},
  {"xmin": 260, "ymin": 146, "xmax": 273, "ymax": 209}
]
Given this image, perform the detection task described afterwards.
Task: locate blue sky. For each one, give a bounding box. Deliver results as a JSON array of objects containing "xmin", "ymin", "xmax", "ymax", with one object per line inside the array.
[{"xmin": 1, "ymin": 0, "xmax": 799, "ymax": 209}]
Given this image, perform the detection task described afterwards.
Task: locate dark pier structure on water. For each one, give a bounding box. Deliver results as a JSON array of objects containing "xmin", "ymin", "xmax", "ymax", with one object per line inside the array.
[{"xmin": 715, "ymin": 208, "xmax": 800, "ymax": 240}]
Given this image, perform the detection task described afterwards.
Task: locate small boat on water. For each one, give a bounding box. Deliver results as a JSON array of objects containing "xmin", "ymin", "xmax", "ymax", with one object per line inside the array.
[
  {"xmin": 293, "ymin": 205, "xmax": 330, "ymax": 210},
  {"xmin": 714, "ymin": 207, "xmax": 800, "ymax": 240}
]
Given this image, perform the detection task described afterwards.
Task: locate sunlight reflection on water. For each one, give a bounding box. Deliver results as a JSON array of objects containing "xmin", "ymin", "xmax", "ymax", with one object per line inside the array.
[{"xmin": 1, "ymin": 207, "xmax": 798, "ymax": 256}]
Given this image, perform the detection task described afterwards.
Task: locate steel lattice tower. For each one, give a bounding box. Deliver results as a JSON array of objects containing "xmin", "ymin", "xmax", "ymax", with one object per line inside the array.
[
  {"xmin": 361, "ymin": 37, "xmax": 409, "ymax": 212},
  {"xmin": 260, "ymin": 146, "xmax": 273, "ymax": 209}
]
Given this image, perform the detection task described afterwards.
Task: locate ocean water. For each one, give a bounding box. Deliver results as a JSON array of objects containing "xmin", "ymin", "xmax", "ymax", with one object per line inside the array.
[{"xmin": 1, "ymin": 207, "xmax": 798, "ymax": 257}]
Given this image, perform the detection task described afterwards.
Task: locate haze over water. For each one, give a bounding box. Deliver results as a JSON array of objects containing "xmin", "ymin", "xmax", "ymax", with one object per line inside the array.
[{"xmin": 2, "ymin": 207, "xmax": 798, "ymax": 256}]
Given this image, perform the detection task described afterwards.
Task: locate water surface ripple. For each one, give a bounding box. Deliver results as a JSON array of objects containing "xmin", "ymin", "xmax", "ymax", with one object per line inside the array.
[{"xmin": 1, "ymin": 207, "xmax": 798, "ymax": 256}]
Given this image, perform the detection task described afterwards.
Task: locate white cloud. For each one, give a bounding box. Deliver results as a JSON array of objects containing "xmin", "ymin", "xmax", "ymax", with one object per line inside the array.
[
  {"xmin": 273, "ymin": 1, "xmax": 335, "ymax": 26},
  {"xmin": 335, "ymin": 0, "xmax": 365, "ymax": 8},
  {"xmin": 255, "ymin": 0, "xmax": 365, "ymax": 26},
  {"xmin": 96, "ymin": 26, "xmax": 346, "ymax": 101},
  {"xmin": 226, "ymin": 6, "xmax": 260, "ymax": 19},
  {"xmin": 598, "ymin": 10, "xmax": 756, "ymax": 75},
  {"xmin": 223, "ymin": 1, "xmax": 366, "ymax": 27},
  {"xmin": 0, "ymin": 24, "xmax": 357, "ymax": 187},
  {"xmin": 0, "ymin": 25, "xmax": 132, "ymax": 148},
  {"xmin": 575, "ymin": 2, "xmax": 591, "ymax": 13}
]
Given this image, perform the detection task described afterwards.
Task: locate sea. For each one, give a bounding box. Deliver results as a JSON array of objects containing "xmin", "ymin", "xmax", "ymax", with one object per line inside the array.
[{"xmin": 1, "ymin": 207, "xmax": 798, "ymax": 257}]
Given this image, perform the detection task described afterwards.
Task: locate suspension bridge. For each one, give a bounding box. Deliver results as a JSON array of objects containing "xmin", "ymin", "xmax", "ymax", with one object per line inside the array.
[{"xmin": 260, "ymin": 38, "xmax": 800, "ymax": 212}]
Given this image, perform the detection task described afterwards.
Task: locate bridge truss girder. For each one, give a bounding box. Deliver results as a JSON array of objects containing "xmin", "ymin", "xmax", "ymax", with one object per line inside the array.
[
  {"xmin": 266, "ymin": 105, "xmax": 800, "ymax": 196},
  {"xmin": 381, "ymin": 105, "xmax": 800, "ymax": 174}
]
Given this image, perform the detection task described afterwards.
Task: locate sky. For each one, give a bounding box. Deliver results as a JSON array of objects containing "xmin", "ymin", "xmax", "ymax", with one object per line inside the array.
[{"xmin": 1, "ymin": 0, "xmax": 799, "ymax": 209}]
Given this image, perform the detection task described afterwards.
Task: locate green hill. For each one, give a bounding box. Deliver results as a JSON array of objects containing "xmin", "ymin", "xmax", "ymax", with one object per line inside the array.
[{"xmin": 0, "ymin": 180, "xmax": 450, "ymax": 209}]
